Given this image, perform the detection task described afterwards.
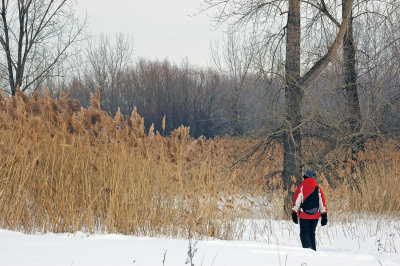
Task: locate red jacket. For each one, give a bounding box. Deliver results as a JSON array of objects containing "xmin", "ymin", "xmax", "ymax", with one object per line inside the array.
[{"xmin": 292, "ymin": 177, "xmax": 327, "ymax": 219}]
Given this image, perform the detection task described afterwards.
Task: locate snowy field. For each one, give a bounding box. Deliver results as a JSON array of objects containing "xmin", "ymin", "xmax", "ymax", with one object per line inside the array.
[{"xmin": 0, "ymin": 219, "xmax": 399, "ymax": 266}]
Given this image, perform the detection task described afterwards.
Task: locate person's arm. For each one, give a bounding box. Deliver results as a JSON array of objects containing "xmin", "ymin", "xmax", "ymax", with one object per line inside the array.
[
  {"xmin": 292, "ymin": 186, "xmax": 303, "ymax": 213},
  {"xmin": 318, "ymin": 187, "xmax": 327, "ymax": 214},
  {"xmin": 291, "ymin": 186, "xmax": 303, "ymax": 224},
  {"xmin": 319, "ymin": 187, "xmax": 328, "ymax": 226}
]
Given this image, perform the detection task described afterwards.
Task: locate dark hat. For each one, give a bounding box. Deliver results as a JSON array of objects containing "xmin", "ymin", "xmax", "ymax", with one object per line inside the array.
[{"xmin": 304, "ymin": 170, "xmax": 316, "ymax": 179}]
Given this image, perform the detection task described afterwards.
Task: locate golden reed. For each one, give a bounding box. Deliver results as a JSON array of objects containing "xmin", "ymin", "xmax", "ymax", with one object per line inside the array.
[{"xmin": 0, "ymin": 88, "xmax": 398, "ymax": 238}]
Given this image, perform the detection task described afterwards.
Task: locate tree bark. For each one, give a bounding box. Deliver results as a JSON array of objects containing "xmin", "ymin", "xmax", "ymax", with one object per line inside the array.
[
  {"xmin": 342, "ymin": 0, "xmax": 362, "ymax": 149},
  {"xmin": 283, "ymin": 0, "xmax": 302, "ymax": 213}
]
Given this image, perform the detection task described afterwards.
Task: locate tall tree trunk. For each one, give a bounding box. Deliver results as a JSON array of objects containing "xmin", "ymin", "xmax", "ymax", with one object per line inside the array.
[
  {"xmin": 342, "ymin": 0, "xmax": 362, "ymax": 149},
  {"xmin": 342, "ymin": 0, "xmax": 363, "ymax": 180},
  {"xmin": 283, "ymin": 0, "xmax": 302, "ymax": 213}
]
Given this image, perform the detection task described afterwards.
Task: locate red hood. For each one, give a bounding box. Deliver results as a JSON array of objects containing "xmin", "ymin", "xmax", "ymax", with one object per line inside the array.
[{"xmin": 301, "ymin": 178, "xmax": 318, "ymax": 198}]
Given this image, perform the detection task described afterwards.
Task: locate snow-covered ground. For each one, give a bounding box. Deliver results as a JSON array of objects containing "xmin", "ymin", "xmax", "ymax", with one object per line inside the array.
[{"xmin": 1, "ymin": 219, "xmax": 399, "ymax": 266}]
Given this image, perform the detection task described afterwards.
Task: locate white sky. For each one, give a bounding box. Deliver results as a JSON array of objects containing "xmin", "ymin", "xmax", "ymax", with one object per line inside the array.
[{"xmin": 76, "ymin": 0, "xmax": 224, "ymax": 68}]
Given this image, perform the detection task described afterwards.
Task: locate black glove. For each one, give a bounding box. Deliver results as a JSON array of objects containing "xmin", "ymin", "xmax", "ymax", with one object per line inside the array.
[
  {"xmin": 321, "ymin": 213, "xmax": 327, "ymax": 226},
  {"xmin": 291, "ymin": 212, "xmax": 298, "ymax": 224}
]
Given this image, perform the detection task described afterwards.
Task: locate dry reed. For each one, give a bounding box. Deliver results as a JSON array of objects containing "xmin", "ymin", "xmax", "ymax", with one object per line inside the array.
[{"xmin": 0, "ymin": 88, "xmax": 398, "ymax": 239}]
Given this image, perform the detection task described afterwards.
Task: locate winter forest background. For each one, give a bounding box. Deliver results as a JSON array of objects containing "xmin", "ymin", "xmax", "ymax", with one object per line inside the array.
[
  {"xmin": 0, "ymin": 0, "xmax": 399, "ymax": 265},
  {"xmin": 1, "ymin": 1, "xmax": 399, "ymax": 139}
]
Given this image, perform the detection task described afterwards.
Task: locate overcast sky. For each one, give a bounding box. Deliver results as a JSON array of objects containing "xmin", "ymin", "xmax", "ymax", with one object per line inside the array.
[{"xmin": 76, "ymin": 0, "xmax": 224, "ymax": 68}]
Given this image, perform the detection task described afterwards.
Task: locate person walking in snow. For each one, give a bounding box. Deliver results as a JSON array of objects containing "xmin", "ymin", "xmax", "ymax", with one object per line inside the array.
[{"xmin": 291, "ymin": 170, "xmax": 327, "ymax": 251}]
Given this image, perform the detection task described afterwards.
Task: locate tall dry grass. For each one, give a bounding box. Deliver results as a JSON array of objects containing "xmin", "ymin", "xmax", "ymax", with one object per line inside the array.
[
  {"xmin": 319, "ymin": 139, "xmax": 400, "ymax": 220},
  {"xmin": 0, "ymin": 88, "xmax": 399, "ymax": 239},
  {"xmin": 0, "ymin": 89, "xmax": 261, "ymax": 238}
]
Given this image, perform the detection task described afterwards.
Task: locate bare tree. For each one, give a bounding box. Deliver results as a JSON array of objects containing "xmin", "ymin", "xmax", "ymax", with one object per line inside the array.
[
  {"xmin": 211, "ymin": 28, "xmax": 258, "ymax": 136},
  {"xmin": 0, "ymin": 0, "xmax": 85, "ymax": 95},
  {"xmin": 202, "ymin": 0, "xmax": 354, "ymax": 200},
  {"xmin": 86, "ymin": 33, "xmax": 133, "ymax": 114},
  {"xmin": 303, "ymin": 0, "xmax": 399, "ymax": 148}
]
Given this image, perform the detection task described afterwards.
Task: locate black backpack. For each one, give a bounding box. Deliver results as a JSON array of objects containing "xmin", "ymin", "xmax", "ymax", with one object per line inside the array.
[{"xmin": 301, "ymin": 186, "xmax": 319, "ymax": 215}]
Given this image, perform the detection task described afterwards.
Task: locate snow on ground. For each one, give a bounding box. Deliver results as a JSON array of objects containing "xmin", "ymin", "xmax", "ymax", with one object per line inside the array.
[{"xmin": 0, "ymin": 219, "xmax": 399, "ymax": 266}]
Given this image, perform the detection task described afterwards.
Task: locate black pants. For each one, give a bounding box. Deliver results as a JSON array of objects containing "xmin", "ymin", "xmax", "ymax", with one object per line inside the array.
[{"xmin": 299, "ymin": 219, "xmax": 318, "ymax": 251}]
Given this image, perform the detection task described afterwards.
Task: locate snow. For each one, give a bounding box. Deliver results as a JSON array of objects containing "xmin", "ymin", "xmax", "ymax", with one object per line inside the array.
[{"xmin": 0, "ymin": 219, "xmax": 399, "ymax": 266}]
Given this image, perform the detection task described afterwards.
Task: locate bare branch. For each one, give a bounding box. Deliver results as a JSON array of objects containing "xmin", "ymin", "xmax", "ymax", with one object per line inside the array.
[{"xmin": 300, "ymin": 0, "xmax": 355, "ymax": 88}]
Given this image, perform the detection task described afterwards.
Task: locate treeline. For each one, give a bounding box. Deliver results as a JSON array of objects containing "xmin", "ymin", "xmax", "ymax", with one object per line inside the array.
[
  {"xmin": 60, "ymin": 59, "xmax": 257, "ymax": 137},
  {"xmin": 65, "ymin": 60, "xmax": 228, "ymax": 137},
  {"xmin": 48, "ymin": 54, "xmax": 400, "ymax": 139}
]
